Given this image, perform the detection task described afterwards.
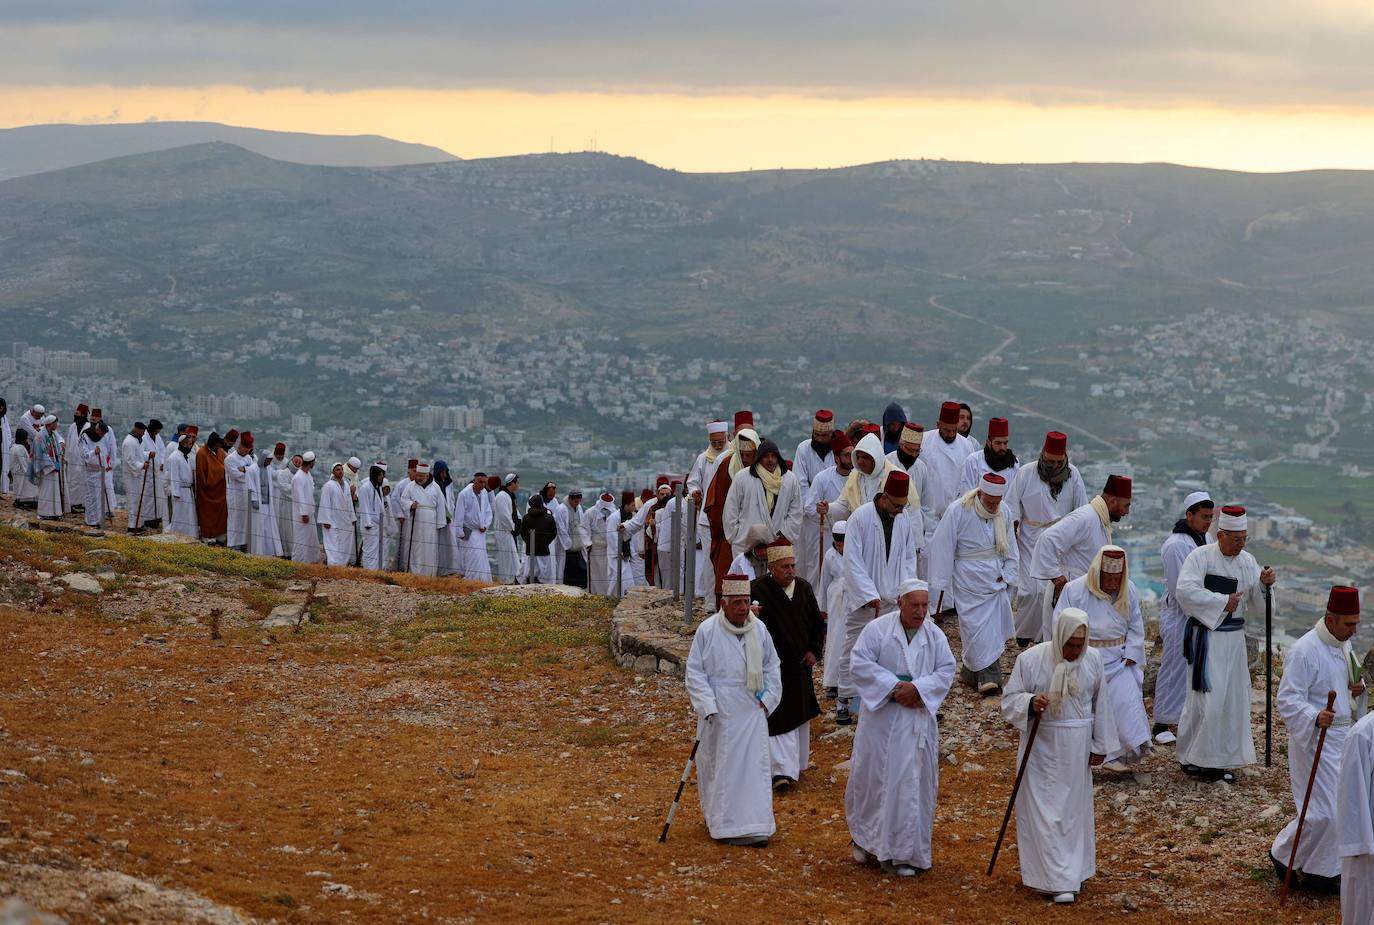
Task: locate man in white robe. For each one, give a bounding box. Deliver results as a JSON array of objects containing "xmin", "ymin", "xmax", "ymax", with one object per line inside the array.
[
  {"xmin": 166, "ymin": 431, "xmax": 198, "ymax": 538},
  {"xmin": 802, "ymin": 431, "xmax": 852, "ymax": 590},
  {"xmin": 143, "ymin": 420, "xmax": 168, "ymax": 527},
  {"xmin": 401, "ymin": 463, "xmax": 442, "ymax": 577},
  {"xmin": 0, "ymin": 397, "xmax": 11, "ymax": 498},
  {"xmin": 272, "ymin": 445, "xmax": 295, "ymax": 559},
  {"xmin": 458, "ymin": 472, "xmax": 494, "ymax": 581},
  {"xmin": 605, "ymin": 492, "xmax": 641, "ymax": 596},
  {"xmin": 1152, "ymin": 491, "xmax": 1214, "ymax": 745},
  {"xmin": 846, "ymin": 579, "xmax": 956, "ymax": 875},
  {"xmin": 491, "ymin": 475, "xmax": 521, "ymax": 584},
  {"xmin": 584, "ymin": 491, "xmax": 615, "ymax": 594},
  {"xmin": 1175, "ymin": 505, "xmax": 1277, "ymax": 782},
  {"xmin": 1001, "ymin": 607, "xmax": 1116, "ymax": 903},
  {"xmin": 90, "ymin": 409, "xmax": 117, "ymax": 518},
  {"xmin": 356, "ymin": 463, "xmax": 389, "ymax": 570},
  {"xmin": 919, "ymin": 401, "xmax": 979, "ymax": 537},
  {"xmin": 928, "ymin": 472, "xmax": 1018, "ymax": 695},
  {"xmin": 791, "ymin": 408, "xmax": 835, "ymax": 496},
  {"xmin": 1004, "ymin": 431, "xmax": 1087, "ymax": 646},
  {"xmin": 432, "ymin": 463, "xmax": 460, "ymax": 576},
  {"xmin": 837, "ymin": 470, "xmax": 920, "ymax": 725},
  {"xmin": 389, "ymin": 459, "xmax": 418, "ymax": 571},
  {"xmin": 956, "ymin": 416, "xmax": 1019, "ymax": 496},
  {"xmin": 8, "ymin": 430, "xmax": 38, "ymax": 508},
  {"xmin": 830, "ymin": 432, "xmax": 898, "ymax": 523},
  {"xmin": 291, "ymin": 453, "xmax": 320, "ymax": 564},
  {"xmin": 684, "ymin": 573, "xmax": 783, "ymax": 847},
  {"xmin": 223, "ymin": 433, "xmax": 256, "ymax": 550},
  {"xmin": 79, "ymin": 423, "xmax": 111, "ymax": 527},
  {"xmin": 885, "ymin": 423, "xmax": 936, "ymax": 570},
  {"xmin": 561, "ymin": 489, "xmax": 591, "ymax": 588},
  {"xmin": 724, "ymin": 438, "xmax": 803, "ymax": 558},
  {"xmin": 1052, "ymin": 545, "xmax": 1149, "ymax": 768},
  {"xmin": 820, "ymin": 520, "xmax": 849, "ymax": 697},
  {"xmin": 688, "ymin": 420, "xmax": 731, "ymax": 603},
  {"xmin": 121, "ymin": 422, "xmax": 157, "ymax": 530},
  {"xmin": 318, "ymin": 462, "xmax": 357, "ymax": 567},
  {"xmin": 1027, "ymin": 474, "xmax": 1132, "ymax": 643},
  {"xmin": 62, "ymin": 404, "xmax": 90, "ymax": 514},
  {"xmin": 1337, "ymin": 704, "xmax": 1374, "ymax": 924},
  {"xmin": 36, "ymin": 415, "xmax": 65, "ymax": 520},
  {"xmin": 1271, "ymin": 585, "xmax": 1366, "ymax": 891},
  {"xmin": 247, "ymin": 451, "xmax": 283, "ymax": 558},
  {"xmin": 15, "ymin": 404, "xmax": 44, "ymax": 450}
]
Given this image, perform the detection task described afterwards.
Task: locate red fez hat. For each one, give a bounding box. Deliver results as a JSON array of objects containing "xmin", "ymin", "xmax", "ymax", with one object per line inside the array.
[
  {"xmin": 621, "ymin": 490, "xmax": 635, "ymax": 505},
  {"xmin": 656, "ymin": 475, "xmax": 670, "ymax": 488},
  {"xmin": 224, "ymin": 429, "xmax": 240, "ymax": 442},
  {"xmin": 486, "ymin": 475, "xmax": 502, "ymax": 491},
  {"xmin": 938, "ymin": 401, "xmax": 961, "ymax": 425},
  {"xmin": 1103, "ymin": 474, "xmax": 1132, "ymax": 498},
  {"xmin": 75, "ymin": 403, "xmax": 89, "ymax": 415},
  {"xmin": 1102, "ymin": 547, "xmax": 1125, "ymax": 559},
  {"xmin": 239, "ymin": 431, "xmax": 254, "ymax": 448},
  {"xmin": 863, "ymin": 423, "xmax": 881, "ymax": 436},
  {"xmin": 1043, "ymin": 431, "xmax": 1068, "ymax": 455},
  {"xmin": 639, "ymin": 488, "xmax": 653, "ymax": 502},
  {"xmin": 1327, "ymin": 586, "xmax": 1360, "ymax": 616},
  {"xmin": 274, "ymin": 441, "xmax": 286, "ymax": 454},
  {"xmin": 185, "ymin": 425, "xmax": 199, "ymax": 437},
  {"xmin": 670, "ymin": 479, "xmax": 683, "ymax": 490},
  {"xmin": 733, "ymin": 410, "xmax": 754, "ymax": 429},
  {"xmin": 814, "ymin": 409, "xmax": 834, "ymax": 423},
  {"xmin": 90, "ymin": 408, "xmax": 103, "ymax": 418},
  {"xmin": 988, "ymin": 417, "xmax": 1009, "ymax": 439},
  {"xmin": 407, "ymin": 458, "xmax": 419, "ymax": 468},
  {"xmin": 600, "ymin": 492, "xmax": 614, "ymax": 502},
  {"xmin": 830, "ymin": 431, "xmax": 852, "ymax": 454},
  {"xmin": 883, "ymin": 470, "xmax": 911, "ymax": 500},
  {"xmin": 782, "ymin": 459, "xmax": 793, "ymax": 472}
]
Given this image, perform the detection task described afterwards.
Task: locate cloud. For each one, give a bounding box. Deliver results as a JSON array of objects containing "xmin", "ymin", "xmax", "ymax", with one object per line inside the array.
[{"xmin": 2, "ymin": 2, "xmax": 1374, "ymax": 107}]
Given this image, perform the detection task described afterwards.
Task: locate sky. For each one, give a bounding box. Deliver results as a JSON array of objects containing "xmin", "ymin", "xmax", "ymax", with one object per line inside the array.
[{"xmin": 4, "ymin": 2, "xmax": 1374, "ymax": 173}]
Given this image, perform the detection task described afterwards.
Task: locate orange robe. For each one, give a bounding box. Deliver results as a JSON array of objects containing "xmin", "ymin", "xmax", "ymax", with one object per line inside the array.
[{"xmin": 194, "ymin": 447, "xmax": 227, "ymax": 539}]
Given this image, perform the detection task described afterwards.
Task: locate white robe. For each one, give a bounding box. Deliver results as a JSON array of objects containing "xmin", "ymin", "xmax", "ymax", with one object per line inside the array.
[
  {"xmin": 8, "ymin": 444, "xmax": 36, "ymax": 502},
  {"xmin": 684, "ymin": 615, "xmax": 783, "ymax": 841},
  {"xmin": 247, "ymin": 461, "xmax": 283, "ymax": 558},
  {"xmin": 918, "ymin": 431, "xmax": 978, "ymax": 525},
  {"xmin": 800, "ymin": 466, "xmax": 847, "ymax": 589},
  {"xmin": 290, "ymin": 469, "xmax": 320, "ymax": 564},
  {"xmin": 317, "ymin": 478, "xmax": 356, "ymax": 566},
  {"xmin": 357, "ymin": 480, "xmax": 387, "ymax": 570},
  {"xmin": 435, "ymin": 485, "xmax": 460, "ymax": 576},
  {"xmin": 167, "ymin": 450, "xmax": 197, "ymax": 538},
  {"xmin": 723, "ymin": 468, "xmax": 803, "ymax": 558},
  {"xmin": 62, "ymin": 422, "xmax": 86, "ymax": 512},
  {"xmin": 79, "ymin": 436, "xmax": 109, "ymax": 526},
  {"xmin": 273, "ymin": 462, "xmax": 296, "ymax": 558},
  {"xmin": 0, "ymin": 415, "xmax": 10, "ymax": 496},
  {"xmin": 1001, "ymin": 643, "xmax": 1117, "ymax": 894},
  {"xmin": 604, "ymin": 509, "xmax": 642, "ymax": 596},
  {"xmin": 1026, "ymin": 500, "xmax": 1111, "ymax": 642},
  {"xmin": 1154, "ymin": 530, "xmax": 1211, "ymax": 726},
  {"xmin": 927, "ymin": 500, "xmax": 1018, "ymax": 674},
  {"xmin": 36, "ymin": 430, "xmax": 63, "ymax": 517},
  {"xmin": 1006, "ymin": 464, "xmax": 1087, "ymax": 642},
  {"xmin": 585, "ymin": 502, "xmax": 612, "ymax": 594},
  {"xmin": 687, "ymin": 447, "xmax": 725, "ymax": 600},
  {"xmin": 97, "ymin": 428, "xmax": 117, "ymax": 513},
  {"xmin": 458, "ymin": 485, "xmax": 493, "ymax": 581},
  {"xmin": 1175, "ymin": 543, "xmax": 1268, "ymax": 769},
  {"xmin": 122, "ymin": 434, "xmax": 157, "ymax": 526},
  {"xmin": 845, "ymin": 611, "xmax": 955, "ymax": 868},
  {"xmin": 1337, "ymin": 712, "xmax": 1374, "ymax": 925},
  {"xmin": 402, "ymin": 480, "xmax": 442, "ymax": 577},
  {"xmin": 1272, "ymin": 628, "xmax": 1368, "ymax": 878},
  {"xmin": 491, "ymin": 490, "xmax": 520, "ymax": 584},
  {"xmin": 390, "ymin": 477, "xmax": 414, "ymax": 571},
  {"xmin": 885, "ymin": 450, "xmax": 936, "ymax": 551},
  {"xmin": 143, "ymin": 433, "xmax": 167, "ymax": 523},
  {"xmin": 840, "ymin": 500, "xmax": 920, "ymax": 700},
  {"xmin": 820, "ymin": 548, "xmax": 848, "ymax": 689},
  {"xmin": 547, "ymin": 497, "xmax": 567, "ymax": 583},
  {"xmin": 791, "ymin": 437, "xmax": 831, "ymax": 494},
  {"xmin": 223, "ymin": 450, "xmax": 254, "ymax": 548},
  {"xmin": 956, "ymin": 449, "xmax": 1019, "ymax": 498},
  {"xmin": 1053, "ymin": 577, "xmax": 1149, "ymax": 763}
]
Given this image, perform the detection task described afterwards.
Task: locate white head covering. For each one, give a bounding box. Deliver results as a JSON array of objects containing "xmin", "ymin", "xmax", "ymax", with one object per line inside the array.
[
  {"xmin": 1047, "ymin": 607, "xmax": 1090, "ymax": 712},
  {"xmin": 40, "ymin": 414, "xmax": 57, "ymax": 425},
  {"xmin": 1217, "ymin": 506, "xmax": 1248, "ymax": 531},
  {"xmin": 707, "ymin": 420, "xmax": 728, "ymax": 435},
  {"xmin": 897, "ymin": 577, "xmax": 929, "ymax": 599},
  {"xmin": 980, "ymin": 472, "xmax": 1008, "ymax": 497},
  {"xmin": 832, "ymin": 519, "xmax": 847, "ymax": 536},
  {"xmin": 727, "ymin": 428, "xmax": 761, "ymax": 477},
  {"xmin": 347, "ymin": 456, "xmax": 362, "ymax": 470},
  {"xmin": 31, "ymin": 404, "xmax": 44, "ymax": 415},
  {"xmin": 301, "ymin": 451, "xmax": 316, "ymax": 463},
  {"xmin": 1183, "ymin": 490, "xmax": 1211, "ymax": 512}
]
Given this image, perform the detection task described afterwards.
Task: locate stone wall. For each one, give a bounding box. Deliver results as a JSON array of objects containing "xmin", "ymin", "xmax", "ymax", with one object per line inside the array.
[{"xmin": 609, "ymin": 586, "xmax": 706, "ymax": 678}]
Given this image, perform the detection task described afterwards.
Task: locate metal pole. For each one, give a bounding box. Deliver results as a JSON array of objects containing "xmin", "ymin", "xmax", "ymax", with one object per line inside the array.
[
  {"xmin": 671, "ymin": 482, "xmax": 683, "ymax": 602},
  {"xmin": 616, "ymin": 511, "xmax": 625, "ymax": 599},
  {"xmin": 683, "ymin": 497, "xmax": 697, "ymax": 625},
  {"xmin": 1264, "ymin": 581, "xmax": 1274, "ymax": 768}
]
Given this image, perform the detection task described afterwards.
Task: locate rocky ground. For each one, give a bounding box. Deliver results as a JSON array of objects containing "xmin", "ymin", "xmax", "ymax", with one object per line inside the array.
[{"xmin": 0, "ymin": 498, "xmax": 1345, "ymax": 924}]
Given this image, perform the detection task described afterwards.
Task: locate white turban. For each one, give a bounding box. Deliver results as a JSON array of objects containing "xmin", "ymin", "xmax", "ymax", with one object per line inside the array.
[
  {"xmin": 707, "ymin": 420, "xmax": 728, "ymax": 435},
  {"xmin": 1217, "ymin": 507, "xmax": 1248, "ymax": 532},
  {"xmin": 1183, "ymin": 490, "xmax": 1211, "ymax": 512},
  {"xmin": 302, "ymin": 451, "xmax": 316, "ymax": 463},
  {"xmin": 898, "ymin": 577, "xmax": 929, "ymax": 599},
  {"xmin": 832, "ymin": 519, "xmax": 847, "ymax": 536}
]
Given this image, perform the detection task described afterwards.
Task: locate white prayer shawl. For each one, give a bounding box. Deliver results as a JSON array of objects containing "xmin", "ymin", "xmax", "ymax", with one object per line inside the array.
[
  {"xmin": 166, "ymin": 450, "xmax": 197, "ymax": 537},
  {"xmin": 34, "ymin": 430, "xmax": 63, "ymax": 517},
  {"xmin": 791, "ymin": 437, "xmax": 831, "ymax": 493},
  {"xmin": 458, "ymin": 485, "xmax": 493, "ymax": 581},
  {"xmin": 272, "ymin": 462, "xmax": 295, "ymax": 558},
  {"xmin": 122, "ymin": 434, "xmax": 157, "ymax": 526},
  {"xmin": 684, "ymin": 613, "xmax": 782, "ymax": 840},
  {"xmin": 834, "ymin": 434, "xmax": 897, "ymax": 521},
  {"xmin": 0, "ymin": 415, "xmax": 10, "ymax": 495},
  {"xmin": 144, "ymin": 433, "xmax": 167, "ymax": 523},
  {"xmin": 247, "ymin": 460, "xmax": 283, "ymax": 558},
  {"xmin": 401, "ymin": 480, "xmax": 442, "ymax": 577},
  {"xmin": 8, "ymin": 444, "xmax": 36, "ymax": 502},
  {"xmin": 820, "ymin": 548, "xmax": 848, "ymax": 689},
  {"xmin": 1272, "ymin": 627, "xmax": 1369, "ymax": 878},
  {"xmin": 223, "ymin": 450, "xmax": 254, "ymax": 547},
  {"xmin": 1154, "ymin": 530, "xmax": 1213, "ymax": 726},
  {"xmin": 316, "ymin": 478, "xmax": 355, "ymax": 566},
  {"xmin": 62, "ymin": 422, "xmax": 86, "ymax": 513},
  {"xmin": 956, "ymin": 449, "xmax": 1019, "ymax": 498},
  {"xmin": 799, "ymin": 465, "xmax": 847, "ymax": 588},
  {"xmin": 723, "ymin": 467, "xmax": 803, "ymax": 557},
  {"xmin": 843, "ymin": 500, "xmax": 919, "ymax": 614},
  {"xmin": 290, "ymin": 469, "xmax": 320, "ymax": 564},
  {"xmin": 357, "ymin": 480, "xmax": 387, "ymax": 570},
  {"xmin": 1337, "ymin": 713, "xmax": 1374, "ymax": 925},
  {"xmin": 96, "ymin": 428, "xmax": 117, "ymax": 509},
  {"xmin": 388, "ymin": 476, "xmax": 413, "ymax": 570},
  {"xmin": 845, "ymin": 611, "xmax": 955, "ymax": 868},
  {"xmin": 1052, "ymin": 577, "xmax": 1149, "ymax": 762},
  {"xmin": 927, "ymin": 500, "xmax": 1018, "ymax": 673},
  {"xmin": 78, "ymin": 435, "xmax": 109, "ymax": 526},
  {"xmin": 1175, "ymin": 543, "xmax": 1267, "ymax": 769},
  {"xmin": 1001, "ymin": 642, "xmax": 1116, "ymax": 893},
  {"xmin": 433, "ymin": 485, "xmax": 460, "ymax": 576},
  {"xmin": 490, "ymin": 490, "xmax": 520, "ymax": 584},
  {"xmin": 918, "ymin": 431, "xmax": 978, "ymax": 523},
  {"xmin": 885, "ymin": 450, "xmax": 936, "ymax": 545},
  {"xmin": 604, "ymin": 510, "xmax": 642, "ymax": 596},
  {"xmin": 546, "ymin": 496, "xmax": 567, "ymax": 583}
]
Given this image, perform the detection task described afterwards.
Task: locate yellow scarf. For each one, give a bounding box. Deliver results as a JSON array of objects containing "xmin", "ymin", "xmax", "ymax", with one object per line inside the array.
[
  {"xmin": 1084, "ymin": 545, "xmax": 1130, "ymax": 618},
  {"xmin": 1089, "ymin": 495, "xmax": 1113, "ymax": 545},
  {"xmin": 755, "ymin": 461, "xmax": 783, "ymax": 511},
  {"xmin": 959, "ymin": 488, "xmax": 1010, "ymax": 557},
  {"xmin": 728, "ymin": 429, "xmax": 759, "ymax": 478}
]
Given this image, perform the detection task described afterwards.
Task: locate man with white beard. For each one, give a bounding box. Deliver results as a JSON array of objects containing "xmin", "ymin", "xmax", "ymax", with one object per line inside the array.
[
  {"xmin": 802, "ymin": 431, "xmax": 853, "ymax": 591},
  {"xmin": 491, "ymin": 474, "xmax": 521, "ymax": 584},
  {"xmin": 1175, "ymin": 505, "xmax": 1277, "ymax": 783},
  {"xmin": 687, "ymin": 420, "xmax": 730, "ymax": 602},
  {"xmin": 919, "ymin": 401, "xmax": 978, "ymax": 534},
  {"xmin": 356, "ymin": 463, "xmax": 389, "ymax": 570},
  {"xmin": 831, "ymin": 431, "xmax": 899, "ymax": 523},
  {"xmin": 272, "ymin": 444, "xmax": 295, "ymax": 559},
  {"xmin": 1152, "ymin": 491, "xmax": 1214, "ymax": 745},
  {"xmin": 684, "ymin": 572, "xmax": 783, "ymax": 847},
  {"xmin": 725, "ymin": 438, "xmax": 803, "ymax": 558},
  {"xmin": 62, "ymin": 404, "xmax": 90, "ymax": 514},
  {"xmin": 401, "ymin": 462, "xmax": 442, "ymax": 577},
  {"xmin": 957, "ymin": 416, "xmax": 1019, "ymax": 495},
  {"xmin": 35, "ymin": 415, "xmax": 64, "ymax": 520},
  {"xmin": 1052, "ymin": 546, "xmax": 1150, "ymax": 770},
  {"xmin": 837, "ymin": 470, "xmax": 919, "ymax": 726},
  {"xmin": 166, "ymin": 429, "xmax": 198, "ymax": 538},
  {"xmin": 1337, "ymin": 698, "xmax": 1374, "ymax": 924},
  {"xmin": 291, "ymin": 452, "xmax": 320, "ymax": 565},
  {"xmin": 1004, "ymin": 432, "xmax": 1087, "ymax": 646},
  {"xmin": 1027, "ymin": 474, "xmax": 1133, "ymax": 642},
  {"xmin": 458, "ymin": 471, "xmax": 493, "ymax": 581},
  {"xmin": 247, "ymin": 450, "xmax": 283, "ymax": 558},
  {"xmin": 223, "ymin": 431, "xmax": 255, "ymax": 551},
  {"xmin": 846, "ymin": 579, "xmax": 955, "ymax": 876},
  {"xmin": 121, "ymin": 421, "xmax": 157, "ymax": 532},
  {"xmin": 928, "ymin": 472, "xmax": 1018, "ymax": 696},
  {"xmin": 1271, "ymin": 585, "xmax": 1366, "ymax": 892},
  {"xmin": 791, "ymin": 409, "xmax": 835, "ymax": 494},
  {"xmin": 1000, "ymin": 607, "xmax": 1116, "ymax": 904},
  {"xmin": 886, "ymin": 423, "xmax": 936, "ymax": 565},
  {"xmin": 318, "ymin": 462, "xmax": 357, "ymax": 567},
  {"xmin": 15, "ymin": 404, "xmax": 45, "ymax": 448}
]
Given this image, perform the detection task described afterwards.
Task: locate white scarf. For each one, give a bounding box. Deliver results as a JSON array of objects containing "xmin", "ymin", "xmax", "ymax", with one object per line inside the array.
[
  {"xmin": 727, "ymin": 428, "xmax": 760, "ymax": 478},
  {"xmin": 754, "ymin": 462, "xmax": 783, "ymax": 511},
  {"xmin": 1085, "ymin": 546, "xmax": 1131, "ymax": 619},
  {"xmin": 1089, "ymin": 495, "xmax": 1114, "ymax": 545},
  {"xmin": 1045, "ymin": 608, "xmax": 1089, "ymax": 714},
  {"xmin": 1314, "ymin": 616, "xmax": 1361, "ymax": 717},
  {"xmin": 716, "ymin": 610, "xmax": 764, "ymax": 694},
  {"xmin": 959, "ymin": 488, "xmax": 1010, "ymax": 557}
]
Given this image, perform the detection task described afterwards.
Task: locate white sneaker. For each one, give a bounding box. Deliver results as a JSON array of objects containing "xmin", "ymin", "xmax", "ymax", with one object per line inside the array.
[
  {"xmin": 880, "ymin": 860, "xmax": 919, "ymax": 877},
  {"xmin": 1053, "ymin": 892, "xmax": 1076, "ymax": 904},
  {"xmin": 1153, "ymin": 730, "xmax": 1177, "ymax": 745},
  {"xmin": 1100, "ymin": 760, "xmax": 1130, "ymax": 772}
]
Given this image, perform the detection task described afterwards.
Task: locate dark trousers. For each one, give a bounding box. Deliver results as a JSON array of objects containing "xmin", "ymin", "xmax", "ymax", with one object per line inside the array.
[{"xmin": 563, "ymin": 550, "xmax": 588, "ymax": 588}]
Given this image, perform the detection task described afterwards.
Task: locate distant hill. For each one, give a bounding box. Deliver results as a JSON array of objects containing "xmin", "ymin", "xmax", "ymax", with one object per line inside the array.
[{"xmin": 0, "ymin": 121, "xmax": 458, "ymax": 180}]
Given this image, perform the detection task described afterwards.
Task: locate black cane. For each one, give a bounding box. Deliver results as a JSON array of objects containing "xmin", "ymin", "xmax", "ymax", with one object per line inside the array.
[
  {"xmin": 988, "ymin": 709, "xmax": 1042, "ymax": 875},
  {"xmin": 659, "ymin": 738, "xmax": 701, "ymax": 843},
  {"xmin": 1264, "ymin": 580, "xmax": 1273, "ymax": 768}
]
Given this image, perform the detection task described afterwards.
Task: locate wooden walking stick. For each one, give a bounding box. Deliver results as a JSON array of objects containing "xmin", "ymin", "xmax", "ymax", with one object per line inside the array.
[
  {"xmin": 56, "ymin": 434, "xmax": 68, "ymax": 516},
  {"xmin": 818, "ymin": 509, "xmax": 826, "ymax": 571},
  {"xmin": 131, "ymin": 453, "xmax": 151, "ymax": 533},
  {"xmin": 1264, "ymin": 581, "xmax": 1274, "ymax": 768},
  {"xmin": 659, "ymin": 737, "xmax": 701, "ymax": 843},
  {"xmin": 987, "ymin": 708, "xmax": 1043, "ymax": 875},
  {"xmin": 1279, "ymin": 690, "xmax": 1338, "ymax": 906}
]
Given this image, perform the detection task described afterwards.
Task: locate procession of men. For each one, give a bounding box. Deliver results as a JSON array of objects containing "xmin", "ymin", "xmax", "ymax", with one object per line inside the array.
[{"xmin": 3, "ymin": 394, "xmax": 1369, "ymax": 914}]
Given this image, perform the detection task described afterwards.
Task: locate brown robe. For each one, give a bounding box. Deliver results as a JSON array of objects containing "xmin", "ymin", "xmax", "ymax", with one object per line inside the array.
[
  {"xmin": 703, "ymin": 452, "xmax": 735, "ymax": 598},
  {"xmin": 194, "ymin": 446, "xmax": 227, "ymax": 539}
]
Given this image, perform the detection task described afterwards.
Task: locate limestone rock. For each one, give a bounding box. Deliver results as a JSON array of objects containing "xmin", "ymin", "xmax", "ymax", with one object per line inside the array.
[
  {"xmin": 264, "ymin": 604, "xmax": 305, "ymax": 628},
  {"xmin": 0, "ymin": 898, "xmax": 66, "ymax": 925},
  {"xmin": 58, "ymin": 573, "xmax": 102, "ymax": 595},
  {"xmin": 472, "ymin": 584, "xmax": 586, "ymax": 598}
]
